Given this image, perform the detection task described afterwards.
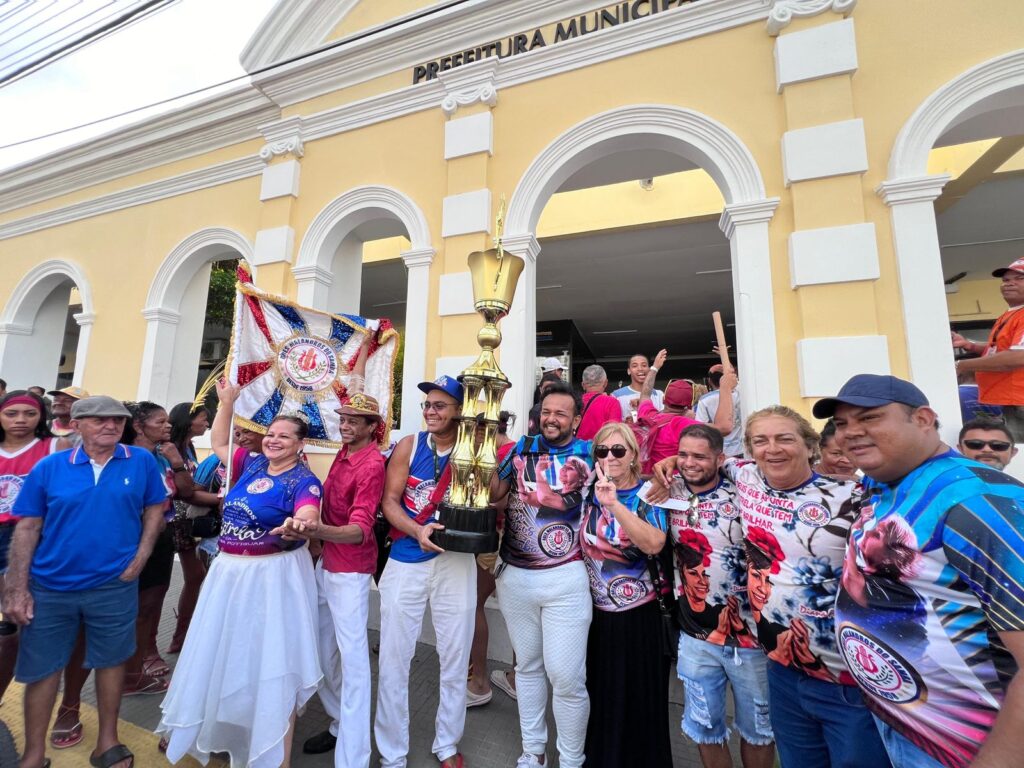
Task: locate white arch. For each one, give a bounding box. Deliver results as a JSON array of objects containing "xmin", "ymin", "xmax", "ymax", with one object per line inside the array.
[
  {"xmin": 0, "ymin": 258, "xmax": 95, "ymax": 388},
  {"xmin": 138, "ymin": 227, "xmax": 254, "ymax": 404},
  {"xmin": 501, "ymin": 104, "xmax": 779, "ymax": 425},
  {"xmin": 881, "ymin": 49, "xmax": 1024, "ymax": 441},
  {"xmin": 294, "ymin": 185, "xmax": 436, "ymax": 435}
]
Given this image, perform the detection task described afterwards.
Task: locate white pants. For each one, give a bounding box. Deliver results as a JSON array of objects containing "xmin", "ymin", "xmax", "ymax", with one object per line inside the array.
[
  {"xmin": 498, "ymin": 561, "xmax": 592, "ymax": 768},
  {"xmin": 374, "ymin": 553, "xmax": 476, "ymax": 767},
  {"xmin": 315, "ymin": 562, "xmax": 372, "ymax": 768}
]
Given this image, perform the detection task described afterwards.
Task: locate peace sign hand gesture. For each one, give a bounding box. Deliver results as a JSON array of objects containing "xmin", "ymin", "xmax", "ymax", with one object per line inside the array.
[{"xmin": 594, "ymin": 461, "xmax": 618, "ymax": 508}]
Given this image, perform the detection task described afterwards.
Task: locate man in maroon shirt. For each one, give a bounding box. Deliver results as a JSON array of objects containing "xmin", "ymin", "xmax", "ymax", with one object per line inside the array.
[{"xmin": 279, "ymin": 393, "xmax": 386, "ymax": 765}]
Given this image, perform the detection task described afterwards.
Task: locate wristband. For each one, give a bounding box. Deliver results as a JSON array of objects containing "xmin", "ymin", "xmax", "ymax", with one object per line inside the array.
[
  {"xmin": 173, "ymin": 466, "xmax": 188, "ymax": 473},
  {"xmin": 650, "ymin": 366, "xmax": 659, "ymax": 374}
]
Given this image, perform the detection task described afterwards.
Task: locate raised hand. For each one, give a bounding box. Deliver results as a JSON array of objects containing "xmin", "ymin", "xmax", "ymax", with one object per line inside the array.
[
  {"xmin": 594, "ymin": 461, "xmax": 618, "ymax": 508},
  {"xmin": 653, "ymin": 349, "xmax": 668, "ymax": 369},
  {"xmin": 216, "ymin": 377, "xmax": 240, "ymax": 405}
]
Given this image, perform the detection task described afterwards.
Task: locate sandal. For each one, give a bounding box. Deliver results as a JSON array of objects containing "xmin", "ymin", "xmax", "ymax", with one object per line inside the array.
[
  {"xmin": 158, "ymin": 737, "xmax": 169, "ymax": 753},
  {"xmin": 441, "ymin": 754, "xmax": 465, "ymax": 768},
  {"xmin": 90, "ymin": 743, "xmax": 134, "ymax": 767},
  {"xmin": 50, "ymin": 705, "xmax": 84, "ymax": 748},
  {"xmin": 122, "ymin": 673, "xmax": 168, "ymax": 696},
  {"xmin": 143, "ymin": 653, "xmax": 170, "ymax": 677}
]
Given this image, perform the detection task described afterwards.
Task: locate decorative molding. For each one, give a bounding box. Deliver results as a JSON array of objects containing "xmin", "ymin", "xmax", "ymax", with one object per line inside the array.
[
  {"xmin": 774, "ymin": 18, "xmax": 857, "ymax": 92},
  {"xmin": 781, "ymin": 118, "xmax": 868, "ymax": 185},
  {"xmin": 439, "ymin": 272, "xmax": 476, "ymax": 316},
  {"xmin": 877, "ymin": 174, "xmax": 950, "ymax": 206},
  {"xmin": 719, "ymin": 198, "xmax": 780, "ymax": 238},
  {"xmin": 290, "ymin": 264, "xmax": 334, "ymax": 284},
  {"xmin": 0, "ymin": 323, "xmax": 32, "ymax": 336},
  {"xmin": 440, "ymin": 59, "xmax": 500, "ymax": 116},
  {"xmin": 260, "ymin": 158, "xmax": 301, "ymax": 200},
  {"xmin": 508, "ymin": 104, "xmax": 769, "ymax": 235},
  {"xmin": 797, "ymin": 334, "xmax": 888, "ymax": 397},
  {"xmin": 258, "ymin": 137, "xmax": 305, "ymax": 163},
  {"xmin": 442, "ymin": 189, "xmax": 492, "ymax": 237},
  {"xmin": 0, "ymin": 87, "xmax": 276, "ymax": 216},
  {"xmin": 1, "ymin": 258, "xmax": 95, "ymax": 326},
  {"xmin": 258, "ymin": 115, "xmax": 306, "ymax": 162},
  {"xmin": 240, "ymin": 0, "xmax": 359, "ymax": 72},
  {"xmin": 0, "ymin": 157, "xmax": 264, "ymax": 242},
  {"xmin": 789, "ymin": 222, "xmax": 879, "ymax": 287},
  {"xmin": 145, "ymin": 227, "xmax": 255, "ymax": 311},
  {"xmin": 401, "ymin": 247, "xmax": 436, "ymax": 268},
  {"xmin": 253, "ymin": 226, "xmax": 296, "ymax": 266},
  {"xmin": 887, "ymin": 49, "xmax": 1024, "ymax": 178},
  {"xmin": 767, "ymin": 0, "xmax": 857, "ymax": 36},
  {"xmin": 73, "ymin": 311, "xmax": 97, "ymax": 327},
  {"xmin": 499, "ymin": 233, "xmax": 541, "ymax": 263},
  {"xmin": 141, "ymin": 307, "xmax": 181, "ymax": 325}
]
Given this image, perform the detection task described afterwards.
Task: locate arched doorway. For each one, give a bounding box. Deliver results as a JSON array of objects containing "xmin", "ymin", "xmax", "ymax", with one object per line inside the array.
[
  {"xmin": 0, "ymin": 259, "xmax": 95, "ymax": 389},
  {"xmin": 881, "ymin": 49, "xmax": 1024, "ymax": 437},
  {"xmin": 293, "ymin": 185, "xmax": 435, "ymax": 434},
  {"xmin": 138, "ymin": 228, "xmax": 254, "ymax": 406},
  {"xmin": 501, "ymin": 104, "xmax": 779, "ymax": 424}
]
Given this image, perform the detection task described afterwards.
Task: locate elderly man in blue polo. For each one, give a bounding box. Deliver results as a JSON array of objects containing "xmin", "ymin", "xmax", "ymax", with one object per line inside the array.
[{"xmin": 3, "ymin": 395, "xmax": 169, "ymax": 768}]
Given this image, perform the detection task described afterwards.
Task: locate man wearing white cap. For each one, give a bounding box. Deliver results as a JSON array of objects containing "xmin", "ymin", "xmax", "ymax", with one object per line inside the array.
[
  {"xmin": 953, "ymin": 257, "xmax": 1024, "ymax": 440},
  {"xmin": 540, "ymin": 357, "xmax": 564, "ymax": 380}
]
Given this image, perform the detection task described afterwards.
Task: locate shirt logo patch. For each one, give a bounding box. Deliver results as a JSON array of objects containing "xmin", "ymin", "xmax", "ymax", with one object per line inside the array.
[
  {"xmin": 838, "ymin": 624, "xmax": 924, "ymax": 705},
  {"xmin": 247, "ymin": 478, "xmax": 274, "ymax": 495},
  {"xmin": 537, "ymin": 522, "xmax": 574, "ymax": 558},
  {"xmin": 309, "ymin": 485, "xmax": 321, "ymax": 497},
  {"xmin": 796, "ymin": 501, "xmax": 830, "ymax": 528},
  {"xmin": 717, "ymin": 500, "xmax": 739, "ymax": 520},
  {"xmin": 607, "ymin": 575, "xmax": 648, "ymax": 608},
  {"xmin": 0, "ymin": 475, "xmax": 23, "ymax": 515}
]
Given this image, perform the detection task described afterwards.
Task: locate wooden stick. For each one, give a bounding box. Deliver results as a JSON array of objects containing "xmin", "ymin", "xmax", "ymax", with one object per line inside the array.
[{"xmin": 712, "ymin": 311, "xmax": 734, "ymax": 373}]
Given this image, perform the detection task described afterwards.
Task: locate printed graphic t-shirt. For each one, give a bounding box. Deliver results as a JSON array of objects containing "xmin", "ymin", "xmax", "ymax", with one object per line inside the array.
[
  {"xmin": 497, "ymin": 435, "xmax": 593, "ymax": 569},
  {"xmin": 581, "ymin": 482, "xmax": 667, "ymax": 612},
  {"xmin": 835, "ymin": 452, "xmax": 1024, "ymax": 768},
  {"xmin": 0, "ymin": 438, "xmax": 60, "ymax": 524},
  {"xmin": 667, "ymin": 476, "xmax": 756, "ymax": 647},
  {"xmin": 724, "ymin": 458, "xmax": 860, "ymax": 684},
  {"xmin": 390, "ymin": 432, "xmax": 451, "ymax": 565},
  {"xmin": 218, "ymin": 448, "xmax": 323, "ymax": 556}
]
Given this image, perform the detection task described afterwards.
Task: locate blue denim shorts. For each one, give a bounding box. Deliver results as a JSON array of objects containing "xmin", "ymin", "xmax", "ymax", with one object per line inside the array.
[
  {"xmin": 873, "ymin": 715, "xmax": 946, "ymax": 768},
  {"xmin": 0, "ymin": 523, "xmax": 14, "ymax": 574},
  {"xmin": 15, "ymin": 577, "xmax": 138, "ymax": 683},
  {"xmin": 677, "ymin": 632, "xmax": 774, "ymax": 746}
]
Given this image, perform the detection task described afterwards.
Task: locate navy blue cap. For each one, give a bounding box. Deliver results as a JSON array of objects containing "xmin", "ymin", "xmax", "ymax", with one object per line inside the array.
[
  {"xmin": 812, "ymin": 374, "xmax": 929, "ymax": 419},
  {"xmin": 417, "ymin": 375, "xmax": 464, "ymax": 403}
]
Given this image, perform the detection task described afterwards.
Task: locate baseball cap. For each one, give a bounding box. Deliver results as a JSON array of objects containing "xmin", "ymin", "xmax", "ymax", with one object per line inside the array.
[
  {"xmin": 417, "ymin": 375, "xmax": 464, "ymax": 403},
  {"xmin": 71, "ymin": 395, "xmax": 132, "ymax": 420},
  {"xmin": 48, "ymin": 386, "xmax": 90, "ymax": 400},
  {"xmin": 664, "ymin": 379, "xmax": 694, "ymax": 408},
  {"xmin": 540, "ymin": 357, "xmax": 563, "ymax": 373},
  {"xmin": 993, "ymin": 258, "xmax": 1024, "ymax": 277},
  {"xmin": 812, "ymin": 374, "xmax": 929, "ymax": 419}
]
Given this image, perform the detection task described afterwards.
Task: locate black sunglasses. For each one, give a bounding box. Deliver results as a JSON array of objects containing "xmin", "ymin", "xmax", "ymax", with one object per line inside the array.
[
  {"xmin": 594, "ymin": 444, "xmax": 628, "ymax": 459},
  {"xmin": 962, "ymin": 438, "xmax": 1012, "ymax": 452}
]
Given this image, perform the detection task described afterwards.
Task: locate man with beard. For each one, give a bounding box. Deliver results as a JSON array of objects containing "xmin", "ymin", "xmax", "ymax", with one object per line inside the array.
[
  {"xmin": 667, "ymin": 424, "xmax": 774, "ymax": 768},
  {"xmin": 491, "ymin": 381, "xmax": 593, "ymax": 768},
  {"xmin": 957, "ymin": 417, "xmax": 1018, "ymax": 471},
  {"xmin": 819, "ymin": 374, "xmax": 1024, "ymax": 768},
  {"xmin": 46, "ymin": 387, "xmax": 88, "ymax": 442},
  {"xmin": 374, "ymin": 376, "xmax": 474, "ymax": 768}
]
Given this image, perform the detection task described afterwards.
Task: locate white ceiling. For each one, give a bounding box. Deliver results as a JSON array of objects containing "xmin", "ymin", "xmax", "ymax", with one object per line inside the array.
[{"xmin": 938, "ymin": 173, "xmax": 1024, "ymax": 280}]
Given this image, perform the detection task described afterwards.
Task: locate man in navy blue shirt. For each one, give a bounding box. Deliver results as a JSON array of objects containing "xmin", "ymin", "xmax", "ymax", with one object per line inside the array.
[{"xmin": 4, "ymin": 395, "xmax": 168, "ymax": 768}]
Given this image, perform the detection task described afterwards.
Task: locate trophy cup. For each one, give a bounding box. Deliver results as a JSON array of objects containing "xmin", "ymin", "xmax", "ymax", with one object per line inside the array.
[{"xmin": 431, "ymin": 201, "xmax": 525, "ymax": 554}]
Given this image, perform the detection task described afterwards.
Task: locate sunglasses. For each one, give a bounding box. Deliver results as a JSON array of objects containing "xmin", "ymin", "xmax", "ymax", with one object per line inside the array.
[
  {"xmin": 962, "ymin": 438, "xmax": 1012, "ymax": 452},
  {"xmin": 594, "ymin": 444, "xmax": 628, "ymax": 459},
  {"xmin": 421, "ymin": 401, "xmax": 451, "ymax": 412}
]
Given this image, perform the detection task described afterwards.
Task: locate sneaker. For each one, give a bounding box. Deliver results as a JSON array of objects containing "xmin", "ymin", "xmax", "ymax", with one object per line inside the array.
[
  {"xmin": 465, "ymin": 687, "xmax": 492, "ymax": 708},
  {"xmin": 302, "ymin": 730, "xmax": 337, "ymax": 754},
  {"xmin": 490, "ymin": 669, "xmax": 517, "ymax": 701},
  {"xmin": 515, "ymin": 754, "xmax": 545, "ymax": 767}
]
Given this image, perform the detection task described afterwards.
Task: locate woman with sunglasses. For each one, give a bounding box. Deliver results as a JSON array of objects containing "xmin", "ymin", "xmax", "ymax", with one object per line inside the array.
[{"xmin": 580, "ymin": 422, "xmax": 672, "ymax": 768}]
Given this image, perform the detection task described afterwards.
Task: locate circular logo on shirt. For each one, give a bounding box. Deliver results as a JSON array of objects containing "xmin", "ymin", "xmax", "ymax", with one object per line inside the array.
[
  {"xmin": 277, "ymin": 336, "xmax": 339, "ymax": 393},
  {"xmin": 797, "ymin": 501, "xmax": 830, "ymax": 528},
  {"xmin": 309, "ymin": 485, "xmax": 321, "ymax": 497},
  {"xmin": 538, "ymin": 522, "xmax": 574, "ymax": 558},
  {"xmin": 412, "ymin": 479, "xmax": 436, "ymax": 512},
  {"xmin": 717, "ymin": 500, "xmax": 739, "ymax": 520},
  {"xmin": 0, "ymin": 475, "xmax": 24, "ymax": 516},
  {"xmin": 247, "ymin": 477, "xmax": 274, "ymax": 495},
  {"xmin": 838, "ymin": 624, "xmax": 924, "ymax": 704},
  {"xmin": 608, "ymin": 575, "xmax": 648, "ymax": 608}
]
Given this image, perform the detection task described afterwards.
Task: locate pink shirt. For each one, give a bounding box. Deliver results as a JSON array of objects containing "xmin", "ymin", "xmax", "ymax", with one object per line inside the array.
[
  {"xmin": 321, "ymin": 443, "xmax": 385, "ymax": 574},
  {"xmin": 576, "ymin": 392, "xmax": 623, "ymax": 440},
  {"xmin": 637, "ymin": 400, "xmax": 700, "ymax": 469}
]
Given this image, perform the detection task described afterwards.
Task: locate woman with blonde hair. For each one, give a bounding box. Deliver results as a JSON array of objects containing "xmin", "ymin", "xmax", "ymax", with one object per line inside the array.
[{"xmin": 580, "ymin": 422, "xmax": 672, "ymax": 768}]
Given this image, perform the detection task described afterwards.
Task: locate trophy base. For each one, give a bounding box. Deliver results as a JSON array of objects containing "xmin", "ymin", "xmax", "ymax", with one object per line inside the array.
[{"xmin": 431, "ymin": 503, "xmax": 499, "ymax": 554}]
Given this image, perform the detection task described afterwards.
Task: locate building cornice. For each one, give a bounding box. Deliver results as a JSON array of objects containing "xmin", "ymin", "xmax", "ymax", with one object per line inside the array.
[
  {"xmin": 240, "ymin": 0, "xmax": 359, "ymax": 73},
  {"xmin": 767, "ymin": 0, "xmax": 856, "ymax": 36},
  {"xmin": 876, "ymin": 174, "xmax": 951, "ymax": 206},
  {"xmin": 0, "ymin": 86, "xmax": 277, "ymax": 216},
  {"xmin": 0, "ymin": 156, "xmax": 264, "ymax": 241}
]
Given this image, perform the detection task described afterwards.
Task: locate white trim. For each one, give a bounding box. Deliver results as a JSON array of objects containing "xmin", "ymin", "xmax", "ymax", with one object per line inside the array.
[
  {"xmin": 767, "ymin": 0, "xmax": 857, "ymax": 36},
  {"xmin": 0, "ymin": 157, "xmax": 264, "ymax": 241},
  {"xmin": 240, "ymin": 0, "xmax": 359, "ymax": 72},
  {"xmin": 253, "ymin": 226, "xmax": 296, "ymax": 266},
  {"xmin": 440, "ymin": 58, "xmax": 500, "ymax": 116},
  {"xmin": 796, "ymin": 335, "xmax": 888, "ymax": 397},
  {"xmin": 789, "ymin": 222, "xmax": 879, "ymax": 287},
  {"xmin": 438, "ymin": 272, "xmax": 476, "ymax": 316},
  {"xmin": 445, "ymin": 112, "xmax": 494, "ymax": 159},
  {"xmin": 442, "ymin": 189, "xmax": 492, "ymax": 237},
  {"xmin": 400, "ymin": 246, "xmax": 437, "ymax": 435},
  {"xmin": 260, "ymin": 159, "xmax": 301, "ymax": 200},
  {"xmin": 773, "ymin": 18, "xmax": 857, "ymax": 91},
  {"xmin": 0, "ymin": 87, "xmax": 276, "ymax": 215},
  {"xmin": 781, "ymin": 119, "xmax": 868, "ymax": 185}
]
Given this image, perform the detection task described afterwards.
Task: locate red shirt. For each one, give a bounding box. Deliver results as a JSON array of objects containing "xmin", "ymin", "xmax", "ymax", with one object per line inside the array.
[
  {"xmin": 637, "ymin": 401, "xmax": 700, "ymax": 470},
  {"xmin": 0, "ymin": 438, "xmax": 59, "ymax": 524},
  {"xmin": 321, "ymin": 442, "xmax": 385, "ymax": 574},
  {"xmin": 576, "ymin": 392, "xmax": 623, "ymax": 440}
]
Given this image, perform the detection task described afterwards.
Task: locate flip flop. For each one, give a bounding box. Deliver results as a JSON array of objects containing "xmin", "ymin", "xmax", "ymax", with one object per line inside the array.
[
  {"xmin": 122, "ymin": 673, "xmax": 168, "ymax": 696},
  {"xmin": 50, "ymin": 719, "xmax": 83, "ymax": 749},
  {"xmin": 90, "ymin": 743, "xmax": 133, "ymax": 768},
  {"xmin": 143, "ymin": 654, "xmax": 170, "ymax": 677}
]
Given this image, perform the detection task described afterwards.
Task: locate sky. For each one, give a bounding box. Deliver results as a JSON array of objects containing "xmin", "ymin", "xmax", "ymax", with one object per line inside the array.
[{"xmin": 0, "ymin": 0, "xmax": 278, "ymax": 172}]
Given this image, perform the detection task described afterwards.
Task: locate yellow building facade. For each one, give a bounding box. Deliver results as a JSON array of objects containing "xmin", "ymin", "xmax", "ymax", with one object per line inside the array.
[{"xmin": 1, "ymin": 0, "xmax": 1023, "ymax": 446}]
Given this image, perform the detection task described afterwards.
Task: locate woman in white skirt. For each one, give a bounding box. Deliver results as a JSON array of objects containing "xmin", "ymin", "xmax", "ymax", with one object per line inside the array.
[{"xmin": 157, "ymin": 380, "xmax": 323, "ymax": 767}]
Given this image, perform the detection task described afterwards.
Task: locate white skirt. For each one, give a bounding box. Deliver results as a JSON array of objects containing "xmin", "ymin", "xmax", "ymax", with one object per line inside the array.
[{"xmin": 157, "ymin": 546, "xmax": 322, "ymax": 767}]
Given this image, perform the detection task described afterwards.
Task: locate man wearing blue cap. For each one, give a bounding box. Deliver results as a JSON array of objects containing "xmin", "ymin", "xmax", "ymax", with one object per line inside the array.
[
  {"xmin": 817, "ymin": 374, "xmax": 1024, "ymax": 768},
  {"xmin": 374, "ymin": 376, "xmax": 474, "ymax": 768}
]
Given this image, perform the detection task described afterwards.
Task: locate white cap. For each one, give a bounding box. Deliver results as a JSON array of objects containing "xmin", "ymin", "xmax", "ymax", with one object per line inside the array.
[{"xmin": 540, "ymin": 357, "xmax": 563, "ymax": 373}]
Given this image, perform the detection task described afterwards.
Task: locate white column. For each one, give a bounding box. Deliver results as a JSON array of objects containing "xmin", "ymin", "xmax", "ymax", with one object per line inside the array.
[
  {"xmin": 292, "ymin": 265, "xmax": 333, "ymax": 310},
  {"xmin": 878, "ymin": 174, "xmax": 960, "ymax": 440},
  {"xmin": 719, "ymin": 199, "xmax": 782, "ymax": 411},
  {"xmin": 137, "ymin": 307, "xmax": 181, "ymax": 403},
  {"xmin": 399, "ymin": 247, "xmax": 435, "ymax": 435},
  {"xmin": 71, "ymin": 311, "xmax": 95, "ymax": 388},
  {"xmin": 498, "ymin": 234, "xmax": 540, "ymax": 438}
]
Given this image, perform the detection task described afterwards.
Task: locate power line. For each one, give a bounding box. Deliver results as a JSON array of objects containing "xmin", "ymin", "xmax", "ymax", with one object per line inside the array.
[
  {"xmin": 0, "ymin": 0, "xmax": 472, "ymax": 152},
  {"xmin": 0, "ymin": 2, "xmax": 131, "ymax": 69}
]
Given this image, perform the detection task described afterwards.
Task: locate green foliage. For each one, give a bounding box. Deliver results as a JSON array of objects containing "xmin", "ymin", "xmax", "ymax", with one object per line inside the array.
[{"xmin": 205, "ymin": 261, "xmax": 238, "ymax": 326}]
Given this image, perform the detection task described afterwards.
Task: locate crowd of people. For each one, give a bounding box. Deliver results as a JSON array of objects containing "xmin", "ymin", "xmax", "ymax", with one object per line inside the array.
[{"xmin": 0, "ymin": 331, "xmax": 1022, "ymax": 768}]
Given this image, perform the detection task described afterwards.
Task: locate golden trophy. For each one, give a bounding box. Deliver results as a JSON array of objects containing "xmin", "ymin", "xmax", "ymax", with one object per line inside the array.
[{"xmin": 432, "ymin": 199, "xmax": 525, "ymax": 554}]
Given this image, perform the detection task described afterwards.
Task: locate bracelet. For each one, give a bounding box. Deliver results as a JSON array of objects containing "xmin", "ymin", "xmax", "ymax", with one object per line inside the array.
[
  {"xmin": 650, "ymin": 366, "xmax": 659, "ymax": 374},
  {"xmin": 172, "ymin": 466, "xmax": 188, "ymax": 473}
]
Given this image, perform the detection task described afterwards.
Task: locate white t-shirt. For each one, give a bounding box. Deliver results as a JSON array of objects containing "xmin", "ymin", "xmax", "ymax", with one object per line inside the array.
[
  {"xmin": 695, "ymin": 388, "xmax": 744, "ymax": 456},
  {"xmin": 612, "ymin": 385, "xmax": 663, "ymax": 420}
]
